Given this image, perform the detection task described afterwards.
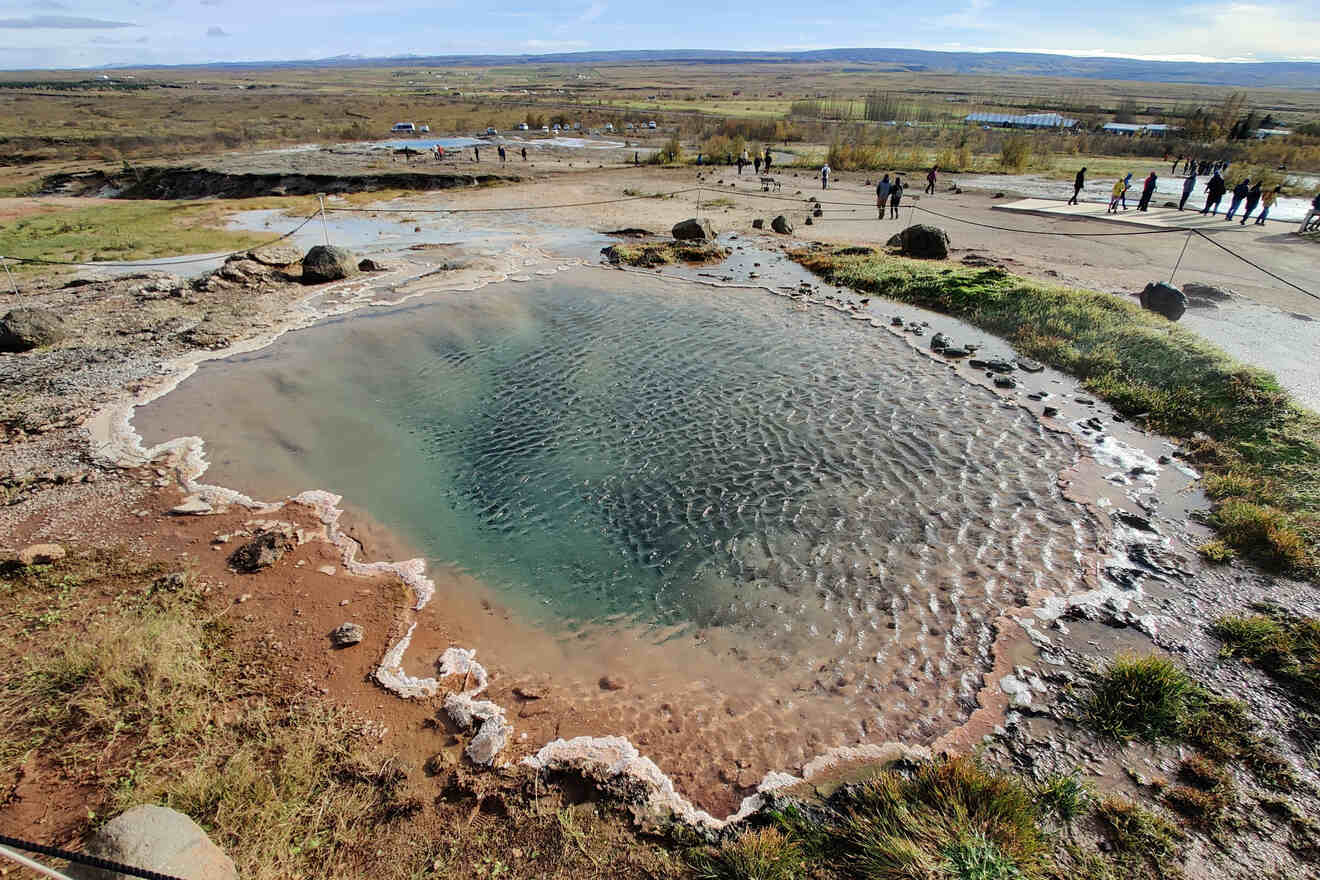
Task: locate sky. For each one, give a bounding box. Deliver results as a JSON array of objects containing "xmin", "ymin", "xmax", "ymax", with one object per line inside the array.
[{"xmin": 0, "ymin": 1, "xmax": 1318, "ymax": 70}]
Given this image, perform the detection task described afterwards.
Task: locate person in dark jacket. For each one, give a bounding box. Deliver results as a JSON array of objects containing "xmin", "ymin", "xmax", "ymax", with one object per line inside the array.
[
  {"xmin": 876, "ymin": 174, "xmax": 891, "ymax": 219},
  {"xmin": 889, "ymin": 177, "xmax": 904, "ymax": 219},
  {"xmin": 1068, "ymin": 167, "xmax": 1086, "ymax": 205},
  {"xmin": 1225, "ymin": 178, "xmax": 1250, "ymax": 220},
  {"xmin": 1137, "ymin": 172, "xmax": 1157, "ymax": 211},
  {"xmin": 1201, "ymin": 172, "xmax": 1227, "ymax": 215},
  {"xmin": 925, "ymin": 165, "xmax": 938, "ymax": 195},
  {"xmin": 1179, "ymin": 169, "xmax": 1197, "ymax": 210},
  {"xmin": 1239, "ymin": 182, "xmax": 1263, "ymax": 225}
]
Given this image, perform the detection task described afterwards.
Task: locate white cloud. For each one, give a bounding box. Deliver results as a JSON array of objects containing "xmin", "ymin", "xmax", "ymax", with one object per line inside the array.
[
  {"xmin": 580, "ymin": 2, "xmax": 606, "ymax": 23},
  {"xmin": 0, "ymin": 15, "xmax": 138, "ymax": 28},
  {"xmin": 206, "ymin": 24, "xmax": 228, "ymax": 37}
]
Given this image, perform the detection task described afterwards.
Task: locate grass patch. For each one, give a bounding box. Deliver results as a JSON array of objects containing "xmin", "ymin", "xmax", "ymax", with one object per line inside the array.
[
  {"xmin": 769, "ymin": 755, "xmax": 1050, "ymax": 880},
  {"xmin": 0, "ymin": 201, "xmax": 273, "ymax": 268},
  {"xmin": 1094, "ymin": 795, "xmax": 1183, "ymax": 875},
  {"xmin": 1213, "ymin": 606, "xmax": 1320, "ymax": 746},
  {"xmin": 789, "ymin": 247, "xmax": 1320, "ymax": 578},
  {"xmin": 1035, "ymin": 771, "xmax": 1094, "ymax": 825},
  {"xmin": 606, "ymin": 240, "xmax": 730, "ymax": 267},
  {"xmin": 1084, "ymin": 653, "xmax": 1297, "ymax": 792},
  {"xmin": 690, "ymin": 827, "xmax": 804, "ymax": 880}
]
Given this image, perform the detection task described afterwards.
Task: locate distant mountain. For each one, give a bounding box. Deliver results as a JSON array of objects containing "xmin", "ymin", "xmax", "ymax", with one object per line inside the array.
[{"xmin": 122, "ymin": 48, "xmax": 1320, "ymax": 89}]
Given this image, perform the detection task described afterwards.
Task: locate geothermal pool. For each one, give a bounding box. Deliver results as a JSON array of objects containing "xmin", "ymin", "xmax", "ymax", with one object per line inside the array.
[{"xmin": 137, "ymin": 268, "xmax": 1101, "ymax": 801}]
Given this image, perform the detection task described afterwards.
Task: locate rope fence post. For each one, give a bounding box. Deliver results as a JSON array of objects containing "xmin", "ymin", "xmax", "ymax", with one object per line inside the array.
[
  {"xmin": 317, "ymin": 193, "xmax": 330, "ymax": 247},
  {"xmin": 1, "ymin": 255, "xmax": 17, "ymax": 295},
  {"xmin": 1170, "ymin": 230, "xmax": 1193, "ymax": 285}
]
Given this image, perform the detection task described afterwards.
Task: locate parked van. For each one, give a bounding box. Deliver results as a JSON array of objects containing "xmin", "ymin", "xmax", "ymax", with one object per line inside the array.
[
  {"xmin": 391, "ymin": 122, "xmax": 416, "ymax": 134},
  {"xmin": 647, "ymin": 121, "xmax": 657, "ymax": 129}
]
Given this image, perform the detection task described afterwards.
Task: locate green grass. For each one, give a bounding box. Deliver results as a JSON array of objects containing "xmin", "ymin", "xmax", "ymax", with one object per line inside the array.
[
  {"xmin": 1213, "ymin": 606, "xmax": 1320, "ymax": 746},
  {"xmin": 690, "ymin": 827, "xmax": 805, "ymax": 880},
  {"xmin": 768, "ymin": 756, "xmax": 1050, "ymax": 880},
  {"xmin": 1093, "ymin": 795, "xmax": 1183, "ymax": 876},
  {"xmin": 790, "ymin": 248, "xmax": 1320, "ymax": 578},
  {"xmin": 1035, "ymin": 771, "xmax": 1094, "ymax": 825},
  {"xmin": 607, "ymin": 240, "xmax": 730, "ymax": 267},
  {"xmin": 0, "ymin": 201, "xmax": 271, "ymax": 269}
]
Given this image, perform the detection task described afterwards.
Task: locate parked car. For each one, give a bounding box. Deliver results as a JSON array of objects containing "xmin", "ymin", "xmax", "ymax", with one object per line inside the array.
[
  {"xmin": 418, "ymin": 124, "xmax": 430, "ymax": 133},
  {"xmin": 391, "ymin": 122, "xmax": 416, "ymax": 134},
  {"xmin": 647, "ymin": 121, "xmax": 657, "ymax": 129},
  {"xmin": 516, "ymin": 122, "xmax": 529, "ymax": 131},
  {"xmin": 486, "ymin": 127, "xmax": 499, "ymax": 135}
]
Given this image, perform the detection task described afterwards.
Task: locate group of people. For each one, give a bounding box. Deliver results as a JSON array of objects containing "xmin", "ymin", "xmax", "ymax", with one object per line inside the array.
[
  {"xmin": 1170, "ymin": 156, "xmax": 1231, "ymax": 177},
  {"xmin": 1107, "ymin": 171, "xmax": 1160, "ymax": 213},
  {"xmin": 734, "ymin": 149, "xmax": 776, "ymax": 176},
  {"xmin": 875, "ymin": 174, "xmax": 905, "ymax": 219},
  {"xmin": 1199, "ymin": 172, "xmax": 1281, "ymax": 224}
]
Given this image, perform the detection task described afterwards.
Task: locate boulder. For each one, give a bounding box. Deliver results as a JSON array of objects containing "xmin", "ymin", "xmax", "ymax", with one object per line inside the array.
[
  {"xmin": 246, "ymin": 243, "xmax": 303, "ymax": 267},
  {"xmin": 941, "ymin": 346, "xmax": 970, "ymax": 358},
  {"xmin": 771, "ymin": 215, "xmax": 793, "ymax": 235},
  {"xmin": 751, "ymin": 218, "xmax": 765, "ymax": 230},
  {"xmin": 330, "ymin": 622, "xmax": 364, "ymax": 648},
  {"xmin": 357, "ymin": 258, "xmax": 388, "ymax": 272},
  {"xmin": 69, "ymin": 804, "xmax": 236, "ymax": 880},
  {"xmin": 300, "ymin": 245, "xmax": 358, "ymax": 284},
  {"xmin": 1017, "ymin": 358, "xmax": 1045, "ymax": 373},
  {"xmin": 1138, "ymin": 282, "xmax": 1187, "ymax": 322},
  {"xmin": 897, "ymin": 224, "xmax": 950, "ymax": 260},
  {"xmin": 227, "ymin": 531, "xmax": 286, "ymax": 573},
  {"xmin": 0, "ymin": 307, "xmax": 66, "ymax": 353},
  {"xmin": 18, "ymin": 543, "xmax": 65, "ymax": 566},
  {"xmin": 930, "ymin": 332, "xmax": 950, "ymax": 351},
  {"xmin": 671, "ymin": 218, "xmax": 715, "ymax": 241},
  {"xmin": 886, "ymin": 234, "xmax": 902, "ymax": 248}
]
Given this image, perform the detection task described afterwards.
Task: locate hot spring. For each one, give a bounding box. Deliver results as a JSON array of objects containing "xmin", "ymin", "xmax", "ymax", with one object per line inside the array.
[{"xmin": 136, "ymin": 267, "xmax": 1102, "ymax": 806}]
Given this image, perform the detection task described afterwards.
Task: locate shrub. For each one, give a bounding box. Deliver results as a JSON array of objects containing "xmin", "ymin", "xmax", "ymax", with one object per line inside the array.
[
  {"xmin": 1087, "ymin": 654, "xmax": 1196, "ymax": 742},
  {"xmin": 1000, "ymin": 134, "xmax": 1032, "ymax": 171},
  {"xmin": 1035, "ymin": 771, "xmax": 1093, "ymax": 824}
]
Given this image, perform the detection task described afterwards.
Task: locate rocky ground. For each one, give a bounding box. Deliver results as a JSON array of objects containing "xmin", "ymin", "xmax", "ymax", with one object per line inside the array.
[{"xmin": 3, "ymin": 159, "xmax": 1320, "ymax": 878}]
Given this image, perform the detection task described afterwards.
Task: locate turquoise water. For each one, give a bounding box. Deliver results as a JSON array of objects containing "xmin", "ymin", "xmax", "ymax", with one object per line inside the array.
[{"xmin": 139, "ymin": 271, "xmax": 1093, "ymax": 652}]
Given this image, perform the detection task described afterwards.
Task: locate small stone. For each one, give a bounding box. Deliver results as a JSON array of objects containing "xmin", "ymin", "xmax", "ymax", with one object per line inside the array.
[
  {"xmin": 170, "ymin": 496, "xmax": 213, "ymax": 516},
  {"xmin": 236, "ymin": 593, "xmax": 252, "ymax": 604},
  {"xmin": 513, "ymin": 684, "xmax": 547, "ymax": 700},
  {"xmin": 17, "ymin": 543, "xmax": 65, "ymax": 566},
  {"xmin": 228, "ymin": 532, "xmax": 287, "ymax": 573},
  {"xmin": 330, "ymin": 622, "xmax": 364, "ymax": 648},
  {"xmin": 599, "ymin": 675, "xmax": 627, "ymax": 691},
  {"xmin": 318, "ymin": 565, "xmax": 337, "ymax": 575},
  {"xmin": 994, "ymin": 375, "xmax": 1018, "ymax": 389},
  {"xmin": 1043, "ymin": 406, "xmax": 1059, "ymax": 418},
  {"xmin": 339, "ymin": 598, "xmax": 350, "ymax": 606}
]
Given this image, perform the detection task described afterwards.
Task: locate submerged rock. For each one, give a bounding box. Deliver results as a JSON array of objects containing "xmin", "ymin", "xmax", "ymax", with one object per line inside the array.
[
  {"xmin": 301, "ymin": 245, "xmax": 358, "ymax": 284},
  {"xmin": 1138, "ymin": 281, "xmax": 1187, "ymax": 321},
  {"xmin": 930, "ymin": 332, "xmax": 950, "ymax": 351},
  {"xmin": 0, "ymin": 307, "xmax": 66, "ymax": 353},
  {"xmin": 672, "ymin": 218, "xmax": 715, "ymax": 241}
]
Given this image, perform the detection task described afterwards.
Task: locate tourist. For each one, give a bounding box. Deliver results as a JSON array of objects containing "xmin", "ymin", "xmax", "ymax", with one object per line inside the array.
[
  {"xmin": 1255, "ymin": 186, "xmax": 1280, "ymax": 225},
  {"xmin": 1068, "ymin": 166, "xmax": 1086, "ymax": 205},
  {"xmin": 1239, "ymin": 182, "xmax": 1263, "ymax": 225},
  {"xmin": 820, "ymin": 164, "xmax": 830, "ymax": 190},
  {"xmin": 764, "ymin": 148, "xmax": 773, "ymax": 173},
  {"xmin": 736, "ymin": 155, "xmax": 746, "ymax": 175},
  {"xmin": 522, "ymin": 147, "xmax": 528, "ymax": 161},
  {"xmin": 1225, "ymin": 178, "xmax": 1250, "ymax": 220},
  {"xmin": 1298, "ymin": 192, "xmax": 1320, "ymax": 232},
  {"xmin": 1179, "ymin": 169, "xmax": 1197, "ymax": 210},
  {"xmin": 1118, "ymin": 173, "xmax": 1133, "ymax": 210},
  {"xmin": 889, "ymin": 176, "xmax": 904, "ymax": 219},
  {"xmin": 925, "ymin": 165, "xmax": 938, "ymax": 195},
  {"xmin": 1108, "ymin": 178, "xmax": 1125, "ymax": 214},
  {"xmin": 876, "ymin": 174, "xmax": 892, "ymax": 219},
  {"xmin": 497, "ymin": 145, "xmax": 506, "ymax": 164},
  {"xmin": 1137, "ymin": 172, "xmax": 1157, "ymax": 212},
  {"xmin": 634, "ymin": 151, "xmax": 639, "ymax": 166},
  {"xmin": 1201, "ymin": 171, "xmax": 1226, "ymax": 215},
  {"xmin": 754, "ymin": 155, "xmax": 762, "ymax": 175},
  {"xmin": 1172, "ymin": 155, "xmax": 1181, "ymax": 174},
  {"xmin": 474, "ymin": 146, "xmax": 480, "ymax": 163}
]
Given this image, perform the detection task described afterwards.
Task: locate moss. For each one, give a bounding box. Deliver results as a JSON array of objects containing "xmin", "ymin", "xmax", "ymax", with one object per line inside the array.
[
  {"xmin": 789, "ymin": 247, "xmax": 1320, "ymax": 579},
  {"xmin": 1213, "ymin": 606, "xmax": 1320, "ymax": 749}
]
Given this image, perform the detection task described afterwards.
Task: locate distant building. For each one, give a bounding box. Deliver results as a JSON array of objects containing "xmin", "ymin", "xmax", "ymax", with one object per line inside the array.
[
  {"xmin": 964, "ymin": 112, "xmax": 1078, "ymax": 129},
  {"xmin": 1252, "ymin": 128, "xmax": 1292, "ymax": 139},
  {"xmin": 1101, "ymin": 123, "xmax": 1175, "ymax": 135}
]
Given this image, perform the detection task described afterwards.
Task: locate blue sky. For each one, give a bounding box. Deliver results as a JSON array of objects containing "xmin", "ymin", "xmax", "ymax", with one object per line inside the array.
[{"xmin": 0, "ymin": 1, "xmax": 1317, "ymax": 69}]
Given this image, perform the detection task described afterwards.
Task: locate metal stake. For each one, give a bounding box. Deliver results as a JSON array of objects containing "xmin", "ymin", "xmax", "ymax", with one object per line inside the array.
[
  {"xmin": 696, "ymin": 188, "xmax": 702, "ymax": 217},
  {"xmin": 317, "ymin": 194, "xmax": 330, "ymax": 247},
  {"xmin": 1, "ymin": 256, "xmax": 17, "ymax": 296},
  {"xmin": 1170, "ymin": 229, "xmax": 1193, "ymax": 284}
]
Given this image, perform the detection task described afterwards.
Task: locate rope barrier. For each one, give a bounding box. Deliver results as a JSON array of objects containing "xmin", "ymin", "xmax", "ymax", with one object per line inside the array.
[
  {"xmin": 322, "ymin": 188, "xmax": 701, "ymax": 215},
  {"xmin": 1191, "ymin": 228, "xmax": 1318, "ymax": 301},
  {"xmin": 0, "ymin": 834, "xmax": 186, "ymax": 880}
]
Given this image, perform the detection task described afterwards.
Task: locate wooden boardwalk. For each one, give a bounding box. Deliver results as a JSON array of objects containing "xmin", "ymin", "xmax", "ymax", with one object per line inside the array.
[{"xmin": 991, "ymin": 198, "xmax": 1279, "ymax": 232}]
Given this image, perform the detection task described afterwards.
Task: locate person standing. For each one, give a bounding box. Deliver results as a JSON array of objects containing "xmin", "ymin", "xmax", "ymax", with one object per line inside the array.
[
  {"xmin": 1119, "ymin": 173, "xmax": 1132, "ymax": 210},
  {"xmin": 1172, "ymin": 155, "xmax": 1181, "ymax": 174},
  {"xmin": 1298, "ymin": 192, "xmax": 1320, "ymax": 232},
  {"xmin": 754, "ymin": 154, "xmax": 762, "ymax": 175},
  {"xmin": 474, "ymin": 146, "xmax": 480, "ymax": 163},
  {"xmin": 1225, "ymin": 177, "xmax": 1250, "ymax": 220},
  {"xmin": 1108, "ymin": 178, "xmax": 1125, "ymax": 213},
  {"xmin": 1137, "ymin": 172, "xmax": 1157, "ymax": 212},
  {"xmin": 497, "ymin": 145, "xmax": 506, "ymax": 164},
  {"xmin": 1239, "ymin": 182, "xmax": 1263, "ymax": 225},
  {"xmin": 820, "ymin": 164, "xmax": 830, "ymax": 190},
  {"xmin": 876, "ymin": 174, "xmax": 891, "ymax": 219},
  {"xmin": 1201, "ymin": 171, "xmax": 1226, "ymax": 215},
  {"xmin": 1179, "ymin": 169, "xmax": 1197, "ymax": 210},
  {"xmin": 1068, "ymin": 166, "xmax": 1087, "ymax": 205},
  {"xmin": 925, "ymin": 165, "xmax": 938, "ymax": 195},
  {"xmin": 522, "ymin": 147, "xmax": 528, "ymax": 161},
  {"xmin": 1255, "ymin": 186, "xmax": 1280, "ymax": 225},
  {"xmin": 764, "ymin": 148, "xmax": 773, "ymax": 173},
  {"xmin": 736, "ymin": 155, "xmax": 745, "ymax": 175},
  {"xmin": 889, "ymin": 176, "xmax": 904, "ymax": 219}
]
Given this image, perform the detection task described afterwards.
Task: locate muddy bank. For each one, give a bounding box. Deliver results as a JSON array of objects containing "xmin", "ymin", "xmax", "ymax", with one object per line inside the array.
[{"xmin": 39, "ymin": 166, "xmax": 521, "ymax": 200}]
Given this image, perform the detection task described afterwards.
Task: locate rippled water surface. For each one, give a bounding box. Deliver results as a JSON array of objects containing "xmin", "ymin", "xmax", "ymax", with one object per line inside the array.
[{"xmin": 139, "ymin": 269, "xmax": 1100, "ymax": 773}]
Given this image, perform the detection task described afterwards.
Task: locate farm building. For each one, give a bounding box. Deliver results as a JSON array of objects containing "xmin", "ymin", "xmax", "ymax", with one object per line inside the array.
[{"xmin": 964, "ymin": 112, "xmax": 1079, "ymax": 129}]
